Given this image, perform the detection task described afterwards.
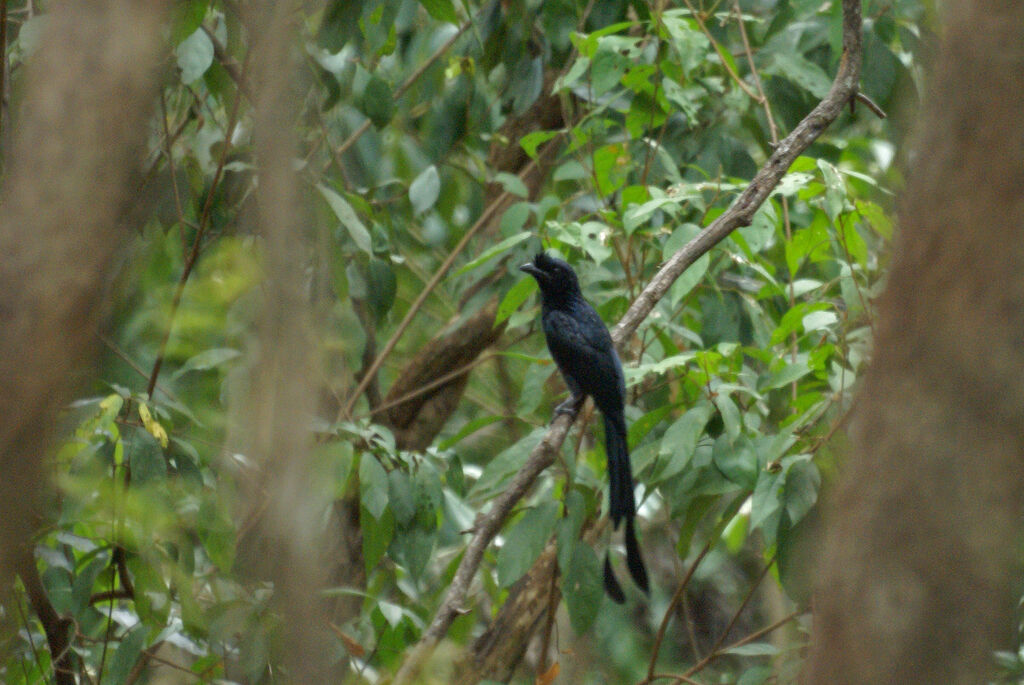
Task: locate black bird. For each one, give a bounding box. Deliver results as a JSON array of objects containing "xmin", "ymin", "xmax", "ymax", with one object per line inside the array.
[{"xmin": 520, "ymin": 252, "xmax": 648, "ymax": 602}]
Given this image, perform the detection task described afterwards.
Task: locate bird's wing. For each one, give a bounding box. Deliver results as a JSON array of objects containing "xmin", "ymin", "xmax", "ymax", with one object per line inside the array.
[{"xmin": 542, "ymin": 306, "xmax": 625, "ymax": 408}]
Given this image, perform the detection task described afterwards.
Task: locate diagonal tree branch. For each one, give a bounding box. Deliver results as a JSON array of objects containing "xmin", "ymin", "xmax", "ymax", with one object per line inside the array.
[{"xmin": 393, "ymin": 0, "xmax": 863, "ymax": 680}]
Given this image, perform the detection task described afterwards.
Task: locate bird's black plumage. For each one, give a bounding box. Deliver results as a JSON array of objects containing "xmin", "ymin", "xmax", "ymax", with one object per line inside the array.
[{"xmin": 520, "ymin": 252, "xmax": 648, "ymax": 601}]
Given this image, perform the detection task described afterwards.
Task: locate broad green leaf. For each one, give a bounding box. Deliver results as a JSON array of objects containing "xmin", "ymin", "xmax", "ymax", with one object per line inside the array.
[
  {"xmin": 390, "ymin": 525, "xmax": 435, "ymax": 579},
  {"xmin": 856, "ymin": 199, "xmax": 893, "ymax": 240},
  {"xmin": 497, "ymin": 500, "xmax": 559, "ymax": 587},
  {"xmin": 783, "ymin": 458, "xmax": 820, "ymax": 524},
  {"xmin": 106, "ymin": 625, "xmax": 148, "ymax": 685},
  {"xmin": 802, "ymin": 310, "xmax": 838, "ymax": 333},
  {"xmin": 419, "ymin": 0, "xmax": 458, "ymax": 24},
  {"xmin": 750, "ymin": 469, "xmax": 783, "ymax": 531},
  {"xmin": 360, "ymin": 455, "xmax": 389, "ymax": 520},
  {"xmin": 470, "ymin": 429, "xmax": 544, "ymax": 500},
  {"xmin": 177, "ymin": 28, "xmax": 214, "ymax": 84},
  {"xmin": 454, "ymin": 231, "xmax": 532, "ymax": 277},
  {"xmin": 762, "ymin": 359, "xmax": 812, "ymax": 391},
  {"xmin": 439, "ymin": 415, "xmax": 504, "ymax": 450},
  {"xmin": 521, "ymin": 131, "xmax": 559, "ymax": 159},
  {"xmin": 658, "ymin": 400, "xmax": 714, "ymax": 480},
  {"xmin": 712, "ymin": 435, "xmax": 758, "ymax": 488},
  {"xmin": 818, "ymin": 160, "xmax": 846, "ymax": 221},
  {"xmin": 318, "ymin": 184, "xmax": 372, "ymax": 254},
  {"xmin": 713, "ymin": 393, "xmax": 742, "ymax": 442},
  {"xmin": 388, "ymin": 470, "xmax": 415, "ymax": 526},
  {"xmin": 563, "ymin": 543, "xmax": 603, "ymax": 633},
  {"xmin": 591, "ymin": 47, "xmax": 629, "ymax": 96},
  {"xmin": 409, "ymin": 165, "xmax": 441, "ymax": 214},
  {"xmin": 494, "ymin": 172, "xmax": 529, "ymax": 198},
  {"xmin": 496, "ymin": 276, "xmax": 537, "ymax": 327},
  {"xmin": 359, "ymin": 75, "xmax": 395, "ymax": 128},
  {"xmin": 766, "ymin": 51, "xmax": 831, "ymax": 98},
  {"xmin": 362, "ymin": 506, "xmax": 394, "ymax": 574},
  {"xmin": 172, "ymin": 348, "xmax": 241, "ymax": 378}
]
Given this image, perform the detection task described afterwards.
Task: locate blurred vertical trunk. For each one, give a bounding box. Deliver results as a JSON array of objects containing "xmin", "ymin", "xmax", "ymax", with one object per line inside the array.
[
  {"xmin": 228, "ymin": 2, "xmax": 336, "ymax": 681},
  {"xmin": 0, "ymin": 0, "xmax": 170, "ymax": 625},
  {"xmin": 805, "ymin": 0, "xmax": 1024, "ymax": 681}
]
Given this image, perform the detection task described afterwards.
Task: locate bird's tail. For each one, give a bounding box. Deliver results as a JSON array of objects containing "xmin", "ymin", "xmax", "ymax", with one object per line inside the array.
[{"xmin": 603, "ymin": 412, "xmax": 649, "ymax": 595}]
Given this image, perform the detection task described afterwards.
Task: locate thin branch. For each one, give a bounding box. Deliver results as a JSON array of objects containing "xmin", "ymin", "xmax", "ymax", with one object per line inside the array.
[
  {"xmin": 854, "ymin": 90, "xmax": 886, "ymax": 119},
  {"xmin": 145, "ymin": 60, "xmax": 247, "ymax": 398},
  {"xmin": 645, "ymin": 541, "xmax": 713, "ymax": 682},
  {"xmin": 681, "ymin": 0, "xmax": 761, "ymax": 101},
  {"xmin": 339, "ymin": 153, "xmax": 546, "ymax": 418},
  {"xmin": 679, "ymin": 609, "xmax": 802, "ymax": 680},
  {"xmin": 612, "ymin": 0, "xmax": 862, "ymax": 347},
  {"xmin": 335, "ymin": 18, "xmax": 473, "ymax": 158},
  {"xmin": 696, "ymin": 555, "xmax": 776, "ymax": 667},
  {"xmin": 393, "ymin": 0, "xmax": 862, "ymax": 679}
]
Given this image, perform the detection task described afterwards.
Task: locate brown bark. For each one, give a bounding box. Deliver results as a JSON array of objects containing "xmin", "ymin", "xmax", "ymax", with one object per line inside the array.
[
  {"xmin": 805, "ymin": 1, "xmax": 1024, "ymax": 681},
  {"xmin": 0, "ymin": 0, "xmax": 172, "ymax": 678},
  {"xmin": 228, "ymin": 2, "xmax": 336, "ymax": 680}
]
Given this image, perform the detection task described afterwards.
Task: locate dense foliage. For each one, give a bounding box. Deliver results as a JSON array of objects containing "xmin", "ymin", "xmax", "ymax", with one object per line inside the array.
[{"xmin": 1, "ymin": 0, "xmax": 927, "ymax": 682}]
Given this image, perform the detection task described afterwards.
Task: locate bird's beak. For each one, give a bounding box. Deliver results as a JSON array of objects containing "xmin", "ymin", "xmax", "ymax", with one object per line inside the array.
[{"xmin": 519, "ymin": 263, "xmax": 541, "ymax": 278}]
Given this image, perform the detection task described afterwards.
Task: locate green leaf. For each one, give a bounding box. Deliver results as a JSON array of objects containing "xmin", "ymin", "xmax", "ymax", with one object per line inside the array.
[
  {"xmin": 500, "ymin": 202, "xmax": 531, "ymax": 235},
  {"xmin": 419, "ymin": 0, "xmax": 458, "ymax": 23},
  {"xmin": 712, "ymin": 435, "xmax": 758, "ymax": 488},
  {"xmin": 766, "ymin": 51, "xmax": 831, "ymax": 98},
  {"xmin": 362, "ymin": 506, "xmax": 395, "ymax": 575},
  {"xmin": 724, "ymin": 642, "xmax": 780, "ymax": 657},
  {"xmin": 390, "ymin": 525, "xmax": 435, "ymax": 579},
  {"xmin": 713, "ymin": 393, "xmax": 742, "ymax": 442},
  {"xmin": 130, "ymin": 428, "xmax": 167, "ymax": 484},
  {"xmin": 556, "ymin": 490, "xmax": 587, "ymax": 575},
  {"xmin": 658, "ymin": 400, "xmax": 714, "ymax": 480},
  {"xmin": 497, "ymin": 500, "xmax": 559, "ymax": 587},
  {"xmin": 762, "ymin": 359, "xmax": 812, "ymax": 391},
  {"xmin": 454, "ymin": 231, "xmax": 532, "ymax": 277},
  {"xmin": 802, "ymin": 310, "xmax": 837, "ymax": 333},
  {"xmin": 856, "ymin": 199, "xmax": 893, "ymax": 240},
  {"xmin": 750, "ymin": 470, "xmax": 783, "ymax": 538},
  {"xmin": 591, "ymin": 46, "xmax": 628, "ymax": 96},
  {"xmin": 318, "ymin": 184, "xmax": 372, "ymax": 254},
  {"xmin": 783, "ymin": 458, "xmax": 820, "ymax": 525},
  {"xmin": 388, "ymin": 470, "xmax": 416, "ymax": 526},
  {"xmin": 367, "ymin": 257, "xmax": 397, "ymax": 321},
  {"xmin": 360, "ymin": 455, "xmax": 389, "ymax": 520},
  {"xmin": 439, "ymin": 415, "xmax": 504, "ymax": 450},
  {"xmin": 106, "ymin": 624, "xmax": 148, "ymax": 685},
  {"xmin": 70, "ymin": 556, "xmax": 107, "ymax": 616},
  {"xmin": 470, "ymin": 429, "xmax": 544, "ymax": 500},
  {"xmin": 817, "ymin": 160, "xmax": 846, "ymax": 222},
  {"xmin": 176, "ymin": 28, "xmax": 214, "ymax": 84},
  {"xmin": 520, "ymin": 131, "xmax": 559, "ymax": 159},
  {"xmin": 409, "ymin": 165, "xmax": 441, "ymax": 214},
  {"xmin": 563, "ymin": 543, "xmax": 603, "ymax": 633},
  {"xmin": 172, "ymin": 348, "xmax": 241, "ymax": 379},
  {"xmin": 359, "ymin": 74, "xmax": 395, "ymax": 128},
  {"xmin": 495, "ymin": 275, "xmax": 537, "ymax": 326},
  {"xmin": 494, "ymin": 172, "xmax": 529, "ymax": 198}
]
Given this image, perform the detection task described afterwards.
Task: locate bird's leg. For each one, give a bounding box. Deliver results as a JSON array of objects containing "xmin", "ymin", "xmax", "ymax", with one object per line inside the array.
[{"xmin": 553, "ymin": 393, "xmax": 585, "ymax": 421}]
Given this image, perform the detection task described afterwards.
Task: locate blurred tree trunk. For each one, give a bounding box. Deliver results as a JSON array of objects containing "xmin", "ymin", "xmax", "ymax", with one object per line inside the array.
[
  {"xmin": 0, "ymin": 1, "xmax": 171, "ymax": 679},
  {"xmin": 805, "ymin": 0, "xmax": 1024, "ymax": 681}
]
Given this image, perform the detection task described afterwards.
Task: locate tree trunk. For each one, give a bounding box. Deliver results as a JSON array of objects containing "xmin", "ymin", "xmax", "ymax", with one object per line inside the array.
[{"xmin": 805, "ymin": 1, "xmax": 1024, "ymax": 681}]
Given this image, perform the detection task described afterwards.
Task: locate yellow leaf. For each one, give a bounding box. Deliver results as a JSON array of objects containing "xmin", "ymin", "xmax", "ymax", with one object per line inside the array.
[{"xmin": 138, "ymin": 402, "xmax": 169, "ymax": 448}]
